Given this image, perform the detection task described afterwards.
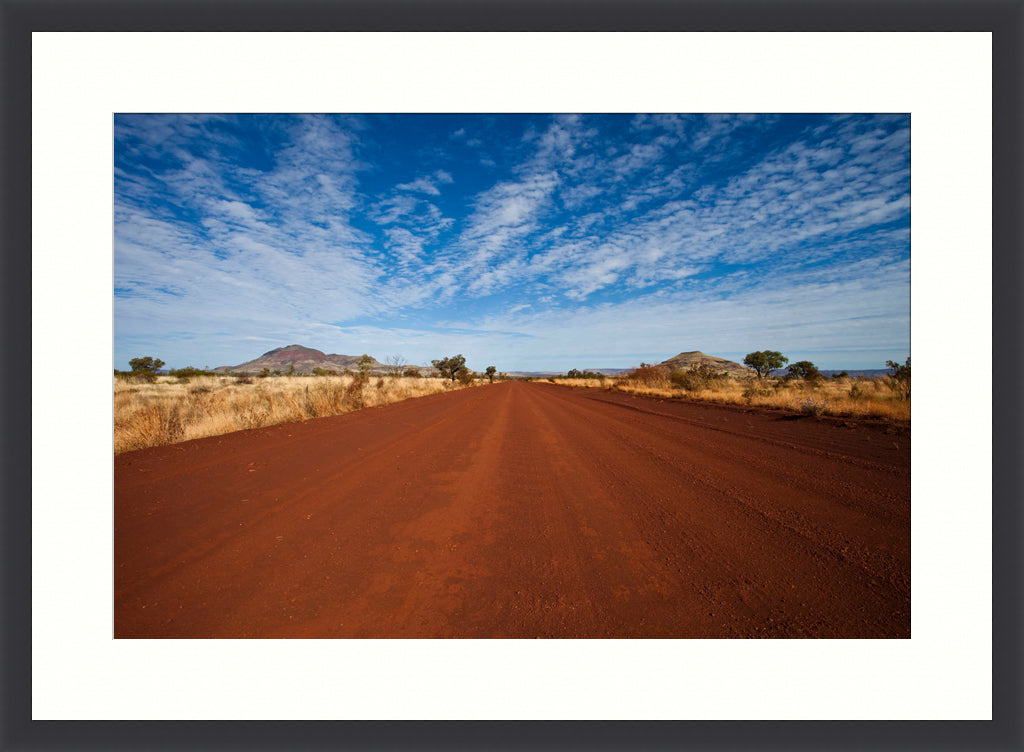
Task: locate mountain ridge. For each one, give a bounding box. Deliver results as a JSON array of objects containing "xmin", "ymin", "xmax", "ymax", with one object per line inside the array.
[{"xmin": 213, "ymin": 344, "xmax": 386, "ymax": 375}]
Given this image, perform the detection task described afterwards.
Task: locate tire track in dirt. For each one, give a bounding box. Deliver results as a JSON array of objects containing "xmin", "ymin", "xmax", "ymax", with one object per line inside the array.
[
  {"xmin": 583, "ymin": 387, "xmax": 908, "ymax": 475},
  {"xmin": 496, "ymin": 385, "xmax": 908, "ymax": 637},
  {"xmin": 115, "ymin": 381, "xmax": 910, "ymax": 638},
  {"xmin": 524, "ymin": 384, "xmax": 910, "ymax": 603},
  {"xmin": 116, "ymin": 386, "xmax": 511, "ymax": 636}
]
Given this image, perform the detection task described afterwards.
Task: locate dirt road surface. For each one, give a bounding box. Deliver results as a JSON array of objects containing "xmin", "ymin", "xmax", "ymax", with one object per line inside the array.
[{"xmin": 115, "ymin": 381, "xmax": 910, "ymax": 638}]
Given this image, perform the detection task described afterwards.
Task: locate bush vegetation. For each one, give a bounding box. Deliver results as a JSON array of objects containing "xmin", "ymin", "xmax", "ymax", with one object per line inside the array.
[
  {"xmin": 114, "ymin": 372, "xmax": 482, "ymax": 454},
  {"xmin": 885, "ymin": 357, "xmax": 911, "ymax": 399},
  {"xmin": 549, "ymin": 355, "xmax": 910, "ymax": 423},
  {"xmin": 670, "ymin": 360, "xmax": 728, "ymax": 392}
]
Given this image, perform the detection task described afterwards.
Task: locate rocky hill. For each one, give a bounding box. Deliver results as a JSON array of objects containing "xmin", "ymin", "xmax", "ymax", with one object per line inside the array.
[
  {"xmin": 659, "ymin": 351, "xmax": 753, "ymax": 377},
  {"xmin": 213, "ymin": 345, "xmax": 386, "ymax": 375}
]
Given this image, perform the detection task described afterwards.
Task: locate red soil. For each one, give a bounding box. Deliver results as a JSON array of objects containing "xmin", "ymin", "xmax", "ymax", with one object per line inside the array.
[{"xmin": 115, "ymin": 381, "xmax": 910, "ymax": 638}]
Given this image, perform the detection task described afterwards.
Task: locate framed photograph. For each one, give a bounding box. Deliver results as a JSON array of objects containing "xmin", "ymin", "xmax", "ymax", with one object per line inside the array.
[{"xmin": 7, "ymin": 1, "xmax": 1018, "ymax": 749}]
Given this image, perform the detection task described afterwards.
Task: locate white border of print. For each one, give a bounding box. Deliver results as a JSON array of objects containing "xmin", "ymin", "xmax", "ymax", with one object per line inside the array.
[{"xmin": 32, "ymin": 32, "xmax": 991, "ymax": 720}]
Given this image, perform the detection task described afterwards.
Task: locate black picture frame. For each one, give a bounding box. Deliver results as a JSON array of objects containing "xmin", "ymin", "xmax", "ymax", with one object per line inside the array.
[{"xmin": 3, "ymin": 1, "xmax": 1020, "ymax": 749}]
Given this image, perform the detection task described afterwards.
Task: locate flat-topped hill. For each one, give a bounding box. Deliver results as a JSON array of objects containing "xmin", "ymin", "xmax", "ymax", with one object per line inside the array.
[{"xmin": 659, "ymin": 351, "xmax": 753, "ymax": 377}]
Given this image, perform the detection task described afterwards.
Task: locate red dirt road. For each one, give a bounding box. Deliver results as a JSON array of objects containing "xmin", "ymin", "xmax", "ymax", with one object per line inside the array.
[{"xmin": 115, "ymin": 381, "xmax": 910, "ymax": 638}]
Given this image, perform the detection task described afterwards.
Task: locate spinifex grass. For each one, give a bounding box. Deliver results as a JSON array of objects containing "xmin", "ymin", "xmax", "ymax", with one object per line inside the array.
[
  {"xmin": 114, "ymin": 373, "xmax": 481, "ymax": 454},
  {"xmin": 551, "ymin": 373, "xmax": 910, "ymax": 423}
]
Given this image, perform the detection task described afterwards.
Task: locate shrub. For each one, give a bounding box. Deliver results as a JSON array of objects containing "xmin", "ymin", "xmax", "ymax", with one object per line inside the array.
[
  {"xmin": 742, "ymin": 386, "xmax": 771, "ymax": 404},
  {"xmin": 671, "ymin": 360, "xmax": 726, "ymax": 392},
  {"xmin": 342, "ymin": 378, "xmax": 365, "ymax": 410},
  {"xmin": 169, "ymin": 366, "xmax": 211, "ymax": 379},
  {"xmin": 402, "ymin": 368, "xmax": 422, "ymax": 378},
  {"xmin": 885, "ymin": 357, "xmax": 911, "ymax": 399},
  {"xmin": 797, "ymin": 397, "xmax": 828, "ymax": 416},
  {"xmin": 629, "ymin": 363, "xmax": 671, "ymax": 385},
  {"xmin": 357, "ymin": 354, "xmax": 373, "ymax": 378}
]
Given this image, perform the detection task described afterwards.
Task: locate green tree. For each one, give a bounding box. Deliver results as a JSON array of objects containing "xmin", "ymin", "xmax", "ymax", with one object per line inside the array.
[
  {"xmin": 431, "ymin": 354, "xmax": 467, "ymax": 382},
  {"xmin": 485, "ymin": 365, "xmax": 497, "ymax": 383},
  {"xmin": 129, "ymin": 356, "xmax": 165, "ymax": 374},
  {"xmin": 128, "ymin": 356, "xmax": 165, "ymax": 382},
  {"xmin": 786, "ymin": 360, "xmax": 821, "ymax": 381},
  {"xmin": 357, "ymin": 354, "xmax": 373, "ymax": 379},
  {"xmin": 743, "ymin": 350, "xmax": 789, "ymax": 379}
]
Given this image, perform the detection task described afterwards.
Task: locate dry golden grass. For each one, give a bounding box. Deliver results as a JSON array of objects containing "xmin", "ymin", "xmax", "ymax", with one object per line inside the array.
[
  {"xmin": 114, "ymin": 373, "xmax": 483, "ymax": 454},
  {"xmin": 545, "ymin": 377, "xmax": 609, "ymax": 389},
  {"xmin": 550, "ymin": 373, "xmax": 910, "ymax": 423}
]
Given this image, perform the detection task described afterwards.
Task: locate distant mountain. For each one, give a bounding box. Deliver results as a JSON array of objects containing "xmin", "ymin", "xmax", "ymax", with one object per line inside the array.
[
  {"xmin": 213, "ymin": 345, "xmax": 386, "ymax": 375},
  {"xmin": 658, "ymin": 351, "xmax": 753, "ymax": 377},
  {"xmin": 820, "ymin": 369, "xmax": 890, "ymax": 378},
  {"xmin": 587, "ymin": 368, "xmax": 634, "ymax": 376}
]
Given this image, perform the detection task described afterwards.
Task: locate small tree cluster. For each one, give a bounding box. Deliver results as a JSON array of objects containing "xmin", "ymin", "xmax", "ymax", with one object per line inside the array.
[
  {"xmin": 431, "ymin": 354, "xmax": 467, "ymax": 382},
  {"xmin": 786, "ymin": 360, "xmax": 821, "ymax": 383},
  {"xmin": 565, "ymin": 368, "xmax": 603, "ymax": 379}
]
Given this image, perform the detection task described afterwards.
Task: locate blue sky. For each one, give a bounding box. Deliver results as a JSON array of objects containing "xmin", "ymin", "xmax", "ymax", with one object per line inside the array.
[{"xmin": 114, "ymin": 113, "xmax": 910, "ymax": 372}]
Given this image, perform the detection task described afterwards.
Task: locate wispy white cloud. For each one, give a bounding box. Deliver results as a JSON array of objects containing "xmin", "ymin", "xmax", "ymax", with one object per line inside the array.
[{"xmin": 115, "ymin": 113, "xmax": 909, "ymax": 371}]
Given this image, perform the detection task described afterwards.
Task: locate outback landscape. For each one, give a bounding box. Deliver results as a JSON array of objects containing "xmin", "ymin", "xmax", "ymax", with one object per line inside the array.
[
  {"xmin": 115, "ymin": 113, "xmax": 911, "ymax": 639},
  {"xmin": 115, "ymin": 343, "xmax": 910, "ymax": 638}
]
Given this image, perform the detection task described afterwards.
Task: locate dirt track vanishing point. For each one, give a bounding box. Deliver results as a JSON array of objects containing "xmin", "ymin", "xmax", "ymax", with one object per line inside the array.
[{"xmin": 115, "ymin": 380, "xmax": 910, "ymax": 638}]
